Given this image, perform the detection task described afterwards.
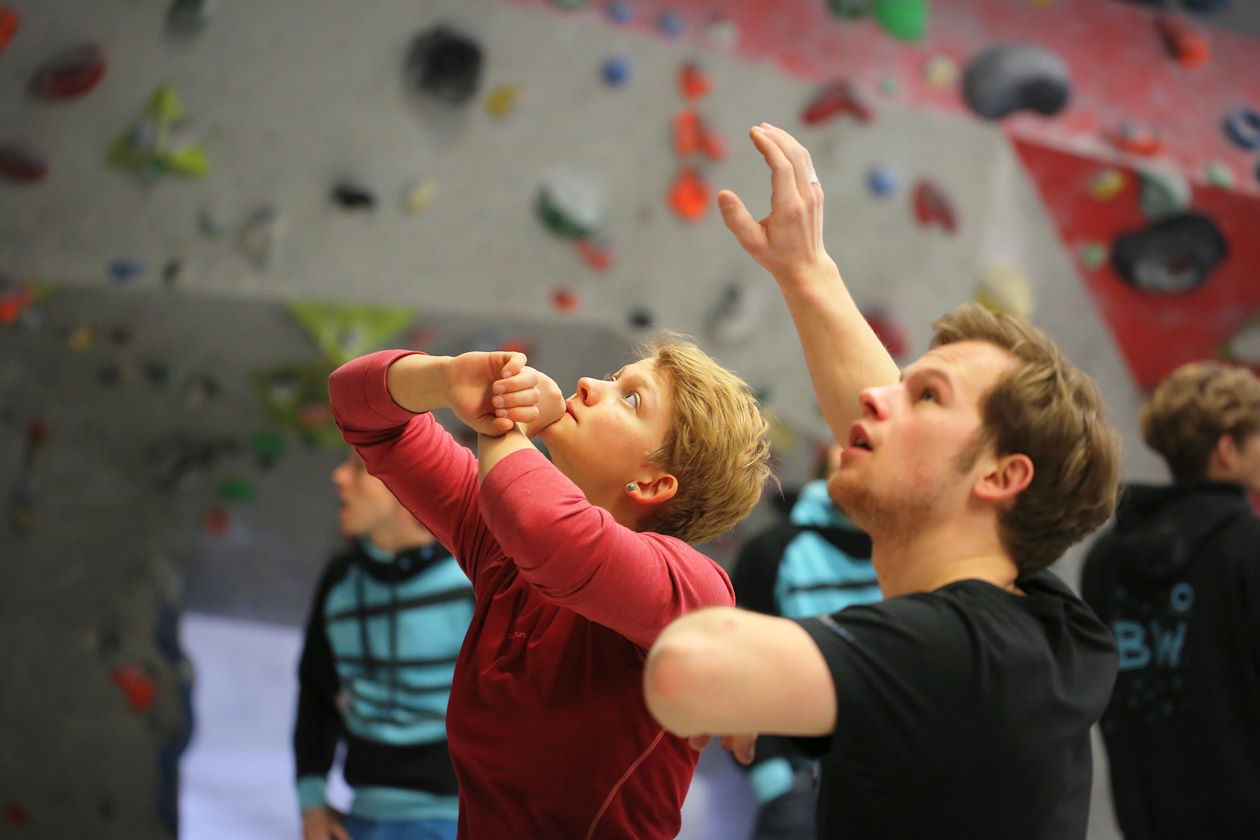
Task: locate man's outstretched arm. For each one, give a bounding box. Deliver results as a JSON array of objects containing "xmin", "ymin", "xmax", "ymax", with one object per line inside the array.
[
  {"xmin": 644, "ymin": 607, "xmax": 836, "ymax": 739},
  {"xmin": 720, "ymin": 122, "xmax": 900, "ymax": 441}
]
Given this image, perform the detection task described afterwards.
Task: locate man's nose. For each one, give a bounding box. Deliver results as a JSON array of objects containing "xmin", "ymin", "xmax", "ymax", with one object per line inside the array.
[{"xmin": 859, "ymin": 386, "xmax": 894, "ymax": 420}]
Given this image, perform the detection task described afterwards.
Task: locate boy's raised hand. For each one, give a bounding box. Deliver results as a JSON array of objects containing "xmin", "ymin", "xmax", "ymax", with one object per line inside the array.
[
  {"xmin": 445, "ymin": 351, "xmax": 540, "ymax": 436},
  {"xmin": 718, "ymin": 123, "xmax": 835, "ymax": 285},
  {"xmin": 504, "ymin": 367, "xmax": 566, "ymax": 437}
]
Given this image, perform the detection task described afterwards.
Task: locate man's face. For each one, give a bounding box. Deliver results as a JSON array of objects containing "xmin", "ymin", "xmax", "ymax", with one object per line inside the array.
[
  {"xmin": 829, "ymin": 340, "xmax": 1016, "ymax": 534},
  {"xmin": 539, "ymin": 358, "xmax": 675, "ymax": 503},
  {"xmin": 331, "ymin": 452, "xmax": 399, "ymax": 539},
  {"xmin": 1228, "ymin": 431, "xmax": 1260, "ymax": 495}
]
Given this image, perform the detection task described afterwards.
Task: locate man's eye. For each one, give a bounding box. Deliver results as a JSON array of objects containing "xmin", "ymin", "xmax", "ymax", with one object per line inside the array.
[{"xmin": 624, "ymin": 392, "xmax": 640, "ymax": 409}]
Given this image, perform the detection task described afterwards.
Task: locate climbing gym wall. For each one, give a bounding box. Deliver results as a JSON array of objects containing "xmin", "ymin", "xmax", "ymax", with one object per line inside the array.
[{"xmin": 2, "ymin": 0, "xmax": 1258, "ymax": 837}]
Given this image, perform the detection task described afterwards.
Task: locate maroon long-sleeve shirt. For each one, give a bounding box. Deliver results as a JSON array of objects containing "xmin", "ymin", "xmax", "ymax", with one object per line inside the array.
[{"xmin": 328, "ymin": 351, "xmax": 735, "ymax": 839}]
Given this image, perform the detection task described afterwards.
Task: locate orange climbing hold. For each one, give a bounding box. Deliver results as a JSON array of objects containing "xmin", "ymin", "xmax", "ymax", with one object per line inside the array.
[
  {"xmin": 678, "ymin": 62, "xmax": 712, "ymax": 100},
  {"xmin": 1106, "ymin": 123, "xmax": 1166, "ymax": 157},
  {"xmin": 552, "ymin": 288, "xmax": 580, "ymax": 312},
  {"xmin": 576, "ymin": 237, "xmax": 614, "ymax": 271},
  {"xmin": 110, "ymin": 664, "xmax": 155, "ymax": 714},
  {"xmin": 670, "ymin": 168, "xmax": 710, "ymax": 221},
  {"xmin": 674, "ymin": 110, "xmax": 726, "ymax": 160},
  {"xmin": 1156, "ymin": 17, "xmax": 1210, "ymax": 69}
]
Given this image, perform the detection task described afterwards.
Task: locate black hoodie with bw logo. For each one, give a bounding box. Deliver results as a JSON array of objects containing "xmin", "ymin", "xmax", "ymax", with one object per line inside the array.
[{"xmin": 1081, "ymin": 482, "xmax": 1260, "ymax": 840}]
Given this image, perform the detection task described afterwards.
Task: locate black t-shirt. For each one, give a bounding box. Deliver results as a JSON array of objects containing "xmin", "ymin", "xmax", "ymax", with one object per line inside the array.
[{"xmin": 794, "ymin": 572, "xmax": 1117, "ymax": 839}]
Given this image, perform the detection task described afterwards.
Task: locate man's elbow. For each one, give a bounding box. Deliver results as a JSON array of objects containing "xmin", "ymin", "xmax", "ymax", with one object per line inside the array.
[{"xmin": 644, "ymin": 610, "xmax": 735, "ymax": 734}]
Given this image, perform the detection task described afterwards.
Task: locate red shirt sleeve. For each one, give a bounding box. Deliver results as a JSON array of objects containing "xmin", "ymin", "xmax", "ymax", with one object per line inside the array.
[
  {"xmin": 478, "ymin": 447, "xmax": 736, "ymax": 650},
  {"xmin": 327, "ymin": 350, "xmax": 496, "ymax": 585}
]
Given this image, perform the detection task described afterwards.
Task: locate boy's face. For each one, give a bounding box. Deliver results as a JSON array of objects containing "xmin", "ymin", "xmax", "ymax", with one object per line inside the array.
[
  {"xmin": 1227, "ymin": 431, "xmax": 1260, "ymax": 495},
  {"xmin": 331, "ymin": 452, "xmax": 400, "ymax": 539},
  {"xmin": 540, "ymin": 358, "xmax": 675, "ymax": 502},
  {"xmin": 829, "ymin": 340, "xmax": 1016, "ymax": 533}
]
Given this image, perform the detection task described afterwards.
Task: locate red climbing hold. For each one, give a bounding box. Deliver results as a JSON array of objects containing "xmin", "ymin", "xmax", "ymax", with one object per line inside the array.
[
  {"xmin": 864, "ymin": 310, "xmax": 909, "ymax": 359},
  {"xmin": 0, "ymin": 6, "xmax": 19, "ymax": 53},
  {"xmin": 576, "ymin": 237, "xmax": 615, "ymax": 271},
  {"xmin": 109, "ymin": 664, "xmax": 155, "ymax": 714},
  {"xmin": 670, "ymin": 168, "xmax": 710, "ymax": 221},
  {"xmin": 30, "ymin": 43, "xmax": 106, "ymax": 101},
  {"xmin": 552, "ymin": 288, "xmax": 580, "ymax": 312},
  {"xmin": 673, "ymin": 110, "xmax": 726, "ymax": 160},
  {"xmin": 204, "ymin": 506, "xmax": 230, "ymax": 535},
  {"xmin": 912, "ymin": 179, "xmax": 958, "ymax": 232},
  {"xmin": 678, "ymin": 62, "xmax": 712, "ymax": 100},
  {"xmin": 1156, "ymin": 17, "xmax": 1210, "ymax": 69},
  {"xmin": 0, "ymin": 144, "xmax": 48, "ymax": 185},
  {"xmin": 3, "ymin": 803, "xmax": 30, "ymax": 828},
  {"xmin": 1105, "ymin": 123, "xmax": 1166, "ymax": 157},
  {"xmin": 802, "ymin": 81, "xmax": 873, "ymax": 126},
  {"xmin": 0, "ymin": 283, "xmax": 35, "ymax": 324}
]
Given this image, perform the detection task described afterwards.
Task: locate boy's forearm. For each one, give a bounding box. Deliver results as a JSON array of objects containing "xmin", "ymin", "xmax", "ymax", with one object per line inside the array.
[
  {"xmin": 775, "ymin": 262, "xmax": 900, "ymax": 441},
  {"xmin": 385, "ymin": 353, "xmax": 452, "ymax": 415}
]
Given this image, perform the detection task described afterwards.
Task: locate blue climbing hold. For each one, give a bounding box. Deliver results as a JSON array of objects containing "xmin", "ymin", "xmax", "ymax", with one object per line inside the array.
[
  {"xmin": 866, "ymin": 165, "xmax": 898, "ymax": 197},
  {"xmin": 657, "ymin": 9, "xmax": 685, "ymax": 37},
  {"xmin": 1183, "ymin": 0, "xmax": 1230, "ymax": 13},
  {"xmin": 606, "ymin": 1, "xmax": 634, "ymax": 24},
  {"xmin": 602, "ymin": 56, "xmax": 632, "ymax": 86},
  {"xmin": 1222, "ymin": 106, "xmax": 1260, "ymax": 151},
  {"xmin": 108, "ymin": 258, "xmax": 145, "ymax": 284}
]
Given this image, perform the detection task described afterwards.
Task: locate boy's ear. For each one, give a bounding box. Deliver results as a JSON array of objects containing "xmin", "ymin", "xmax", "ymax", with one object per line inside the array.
[
  {"xmin": 631, "ymin": 472, "xmax": 678, "ymax": 507},
  {"xmin": 973, "ymin": 453, "xmax": 1034, "ymax": 506}
]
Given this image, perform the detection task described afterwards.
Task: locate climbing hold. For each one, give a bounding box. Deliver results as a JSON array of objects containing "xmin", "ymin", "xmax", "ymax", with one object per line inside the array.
[
  {"xmin": 0, "ymin": 144, "xmax": 47, "ymax": 185},
  {"xmin": 678, "ymin": 62, "xmax": 712, "ymax": 100},
  {"xmin": 975, "ymin": 263, "xmax": 1034, "ymax": 319},
  {"xmin": 1088, "ymin": 169, "xmax": 1127, "ymax": 201},
  {"xmin": 184, "ymin": 373, "xmax": 221, "ymax": 408},
  {"xmin": 866, "ymin": 165, "xmax": 898, "ymax": 197},
  {"xmin": 162, "ymin": 258, "xmax": 183, "ymax": 288},
  {"xmin": 1111, "ymin": 212, "xmax": 1228, "ymax": 294},
  {"xmin": 922, "ymin": 54, "xmax": 958, "ymax": 88},
  {"xmin": 107, "ymin": 84, "xmax": 210, "ymax": 179},
  {"xmin": 962, "ymin": 43, "xmax": 1070, "ymax": 119},
  {"xmin": 1137, "ymin": 165, "xmax": 1190, "ymax": 221},
  {"xmin": 606, "ymin": 1, "xmax": 635, "ymax": 24},
  {"xmin": 601, "ymin": 56, "xmax": 633, "ymax": 87},
  {"xmin": 1222, "ymin": 106, "xmax": 1260, "ymax": 151},
  {"xmin": 1204, "ymin": 162, "xmax": 1235, "ymax": 188},
  {"xmin": 0, "ymin": 6, "xmax": 18, "ymax": 53},
  {"xmin": 673, "ymin": 110, "xmax": 726, "ymax": 160},
  {"xmin": 0, "ymin": 279, "xmax": 35, "ymax": 325},
  {"xmin": 552, "ymin": 288, "xmax": 580, "ymax": 312},
  {"xmin": 403, "ymin": 178, "xmax": 438, "ymax": 215},
  {"xmin": 167, "ymin": 0, "xmax": 216, "ymax": 36},
  {"xmin": 873, "ymin": 0, "xmax": 928, "ymax": 42},
  {"xmin": 204, "ymin": 506, "xmax": 230, "ymax": 534},
  {"xmin": 97, "ymin": 363, "xmax": 122, "ymax": 387},
  {"xmin": 30, "ymin": 43, "xmax": 106, "ymax": 100},
  {"xmin": 576, "ymin": 237, "xmax": 615, "ymax": 271},
  {"xmin": 500, "ymin": 338, "xmax": 535, "ymax": 356},
  {"xmin": 237, "ymin": 206, "xmax": 282, "ymax": 269},
  {"xmin": 331, "ymin": 180, "xmax": 376, "ymax": 212},
  {"xmin": 405, "ymin": 26, "xmax": 483, "ymax": 105},
  {"xmin": 215, "ymin": 477, "xmax": 256, "ymax": 503},
  {"xmin": 143, "ymin": 360, "xmax": 172, "ymax": 387},
  {"xmin": 657, "ymin": 9, "xmax": 686, "ymax": 37},
  {"xmin": 68, "ymin": 324, "xmax": 95, "ymax": 352},
  {"xmin": 3, "ymin": 803, "xmax": 30, "ymax": 828},
  {"xmin": 1221, "ymin": 315, "xmax": 1260, "ymax": 365},
  {"xmin": 250, "ymin": 430, "xmax": 287, "ymax": 469},
  {"xmin": 828, "ymin": 0, "xmax": 873, "ymax": 19},
  {"xmin": 1183, "ymin": 0, "xmax": 1229, "ymax": 13},
  {"xmin": 536, "ymin": 174, "xmax": 603, "ymax": 239},
  {"xmin": 701, "ymin": 15, "xmax": 738, "ymax": 47},
  {"xmin": 1155, "ymin": 16, "xmax": 1210, "ymax": 68},
  {"xmin": 802, "ymin": 81, "xmax": 873, "ymax": 125},
  {"xmin": 707, "ymin": 283, "xmax": 766, "ymax": 345},
  {"xmin": 863, "ymin": 310, "xmax": 909, "ymax": 359},
  {"xmin": 109, "ymin": 664, "xmax": 156, "ymax": 714},
  {"xmin": 108, "ymin": 325, "xmax": 133, "ymax": 347},
  {"xmin": 628, "ymin": 307, "xmax": 655, "ymax": 329},
  {"xmin": 911, "ymin": 179, "xmax": 958, "ymax": 232},
  {"xmin": 1105, "ymin": 122, "xmax": 1165, "ymax": 157},
  {"xmin": 297, "ymin": 402, "xmax": 332, "ymax": 429},
  {"xmin": 486, "ymin": 83, "xmax": 522, "ymax": 117},
  {"xmin": 1078, "ymin": 242, "xmax": 1108, "ymax": 270},
  {"xmin": 669, "ymin": 168, "xmax": 710, "ymax": 221}
]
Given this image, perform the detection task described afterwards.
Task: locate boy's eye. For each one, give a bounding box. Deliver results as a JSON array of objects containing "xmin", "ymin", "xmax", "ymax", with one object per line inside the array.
[
  {"xmin": 624, "ymin": 392, "xmax": 640, "ymax": 409},
  {"xmin": 918, "ymin": 387, "xmax": 938, "ymax": 403}
]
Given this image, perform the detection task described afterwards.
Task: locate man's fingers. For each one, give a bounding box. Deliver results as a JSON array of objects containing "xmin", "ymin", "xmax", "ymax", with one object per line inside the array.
[
  {"xmin": 751, "ymin": 125, "xmax": 801, "ymax": 211},
  {"xmin": 688, "ymin": 734, "xmax": 713, "ymax": 752},
  {"xmin": 717, "ymin": 189, "xmax": 765, "ymax": 255},
  {"xmin": 331, "ymin": 824, "xmax": 350, "ymax": 840},
  {"xmin": 762, "ymin": 123, "xmax": 818, "ymax": 198}
]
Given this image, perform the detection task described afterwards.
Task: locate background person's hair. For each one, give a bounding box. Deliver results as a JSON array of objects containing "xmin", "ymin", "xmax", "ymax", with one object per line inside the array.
[
  {"xmin": 640, "ymin": 334, "xmax": 773, "ymax": 545},
  {"xmin": 1140, "ymin": 361, "xmax": 1260, "ymax": 483},
  {"xmin": 931, "ymin": 303, "xmax": 1122, "ymax": 575}
]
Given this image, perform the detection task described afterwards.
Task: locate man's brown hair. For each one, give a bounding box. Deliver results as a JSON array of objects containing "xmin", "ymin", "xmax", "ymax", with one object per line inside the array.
[
  {"xmin": 1140, "ymin": 361, "xmax": 1260, "ymax": 482},
  {"xmin": 931, "ymin": 303, "xmax": 1122, "ymax": 575},
  {"xmin": 640, "ymin": 335, "xmax": 773, "ymax": 545}
]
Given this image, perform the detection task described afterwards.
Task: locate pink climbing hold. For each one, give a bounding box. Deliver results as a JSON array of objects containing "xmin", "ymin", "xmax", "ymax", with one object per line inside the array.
[
  {"xmin": 30, "ymin": 43, "xmax": 106, "ymax": 101},
  {"xmin": 801, "ymin": 81, "xmax": 873, "ymax": 126}
]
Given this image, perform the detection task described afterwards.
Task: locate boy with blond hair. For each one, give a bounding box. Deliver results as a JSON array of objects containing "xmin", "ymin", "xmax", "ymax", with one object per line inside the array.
[
  {"xmin": 328, "ymin": 333, "xmax": 770, "ymax": 839},
  {"xmin": 1082, "ymin": 361, "xmax": 1260, "ymax": 839}
]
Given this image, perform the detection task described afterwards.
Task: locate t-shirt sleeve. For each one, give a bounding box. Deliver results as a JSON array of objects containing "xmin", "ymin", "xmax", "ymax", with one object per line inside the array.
[
  {"xmin": 478, "ymin": 447, "xmax": 735, "ymax": 650},
  {"xmin": 327, "ymin": 350, "xmax": 496, "ymax": 585},
  {"xmin": 790, "ymin": 596, "xmax": 971, "ymax": 763}
]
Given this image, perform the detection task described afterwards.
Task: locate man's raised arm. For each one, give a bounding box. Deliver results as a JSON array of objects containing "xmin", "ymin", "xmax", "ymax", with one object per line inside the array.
[{"xmin": 719, "ymin": 122, "xmax": 900, "ymax": 440}]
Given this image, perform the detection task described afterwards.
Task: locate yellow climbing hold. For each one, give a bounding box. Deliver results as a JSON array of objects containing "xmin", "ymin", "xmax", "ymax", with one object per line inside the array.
[
  {"xmin": 486, "ymin": 84, "xmax": 522, "ymax": 118},
  {"xmin": 404, "ymin": 178, "xmax": 438, "ymax": 215},
  {"xmin": 975, "ymin": 263, "xmax": 1033, "ymax": 319},
  {"xmin": 1089, "ymin": 169, "xmax": 1127, "ymax": 200},
  {"xmin": 923, "ymin": 55, "xmax": 959, "ymax": 88}
]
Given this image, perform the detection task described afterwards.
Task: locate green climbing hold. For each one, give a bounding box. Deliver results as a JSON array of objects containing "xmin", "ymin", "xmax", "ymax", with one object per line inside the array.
[
  {"xmin": 216, "ymin": 477, "xmax": 256, "ymax": 503},
  {"xmin": 1079, "ymin": 242, "xmax": 1108, "ymax": 270},
  {"xmin": 548, "ymin": 0, "xmax": 590, "ymax": 7},
  {"xmin": 827, "ymin": 0, "xmax": 873, "ymax": 19},
  {"xmin": 874, "ymin": 0, "xmax": 928, "ymax": 43},
  {"xmin": 1205, "ymin": 162, "xmax": 1235, "ymax": 189},
  {"xmin": 535, "ymin": 176, "xmax": 603, "ymax": 240},
  {"xmin": 250, "ymin": 430, "xmax": 287, "ymax": 461}
]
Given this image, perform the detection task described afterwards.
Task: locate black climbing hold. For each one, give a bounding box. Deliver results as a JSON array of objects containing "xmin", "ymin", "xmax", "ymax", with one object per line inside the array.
[
  {"xmin": 405, "ymin": 25, "xmax": 484, "ymax": 106},
  {"xmin": 963, "ymin": 43, "xmax": 1071, "ymax": 120},
  {"xmin": 1111, "ymin": 211, "xmax": 1228, "ymax": 294}
]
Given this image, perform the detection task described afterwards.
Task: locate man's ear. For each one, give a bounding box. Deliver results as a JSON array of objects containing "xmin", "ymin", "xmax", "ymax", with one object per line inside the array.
[
  {"xmin": 631, "ymin": 472, "xmax": 679, "ymax": 507},
  {"xmin": 973, "ymin": 453, "xmax": 1034, "ymax": 506},
  {"xmin": 1214, "ymin": 433, "xmax": 1239, "ymax": 471}
]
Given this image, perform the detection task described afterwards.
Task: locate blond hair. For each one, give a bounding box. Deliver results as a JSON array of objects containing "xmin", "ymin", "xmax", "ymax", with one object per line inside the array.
[
  {"xmin": 931, "ymin": 304, "xmax": 1121, "ymax": 575},
  {"xmin": 640, "ymin": 335, "xmax": 773, "ymax": 545},
  {"xmin": 1141, "ymin": 361, "xmax": 1260, "ymax": 482}
]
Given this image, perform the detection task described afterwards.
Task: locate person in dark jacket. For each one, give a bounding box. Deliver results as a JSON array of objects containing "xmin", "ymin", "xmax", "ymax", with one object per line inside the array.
[
  {"xmin": 293, "ymin": 451, "xmax": 473, "ymax": 840},
  {"xmin": 731, "ymin": 444, "xmax": 880, "ymax": 839},
  {"xmin": 1081, "ymin": 361, "xmax": 1260, "ymax": 840}
]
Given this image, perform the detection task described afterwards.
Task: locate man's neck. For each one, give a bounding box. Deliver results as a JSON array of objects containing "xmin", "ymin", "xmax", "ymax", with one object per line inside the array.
[
  {"xmin": 869, "ymin": 515, "xmax": 1020, "ymax": 599},
  {"xmin": 366, "ymin": 527, "xmax": 436, "ymax": 557}
]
